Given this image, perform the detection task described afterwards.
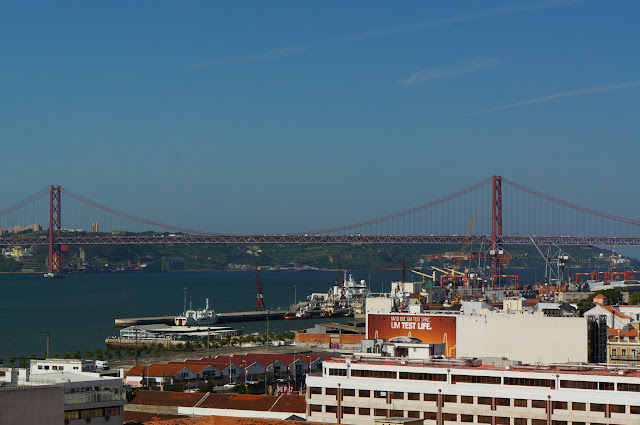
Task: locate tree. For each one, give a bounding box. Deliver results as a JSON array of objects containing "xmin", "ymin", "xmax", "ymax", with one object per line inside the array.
[
  {"xmin": 578, "ymin": 289, "xmax": 624, "ymax": 312},
  {"xmin": 95, "ymin": 348, "xmax": 104, "ymax": 360},
  {"xmin": 73, "ymin": 350, "xmax": 82, "ymax": 359},
  {"xmin": 63, "ymin": 352, "xmax": 71, "ymax": 359},
  {"xmin": 84, "ymin": 350, "xmax": 94, "ymax": 359},
  {"xmin": 104, "ymin": 349, "xmax": 113, "ymax": 361},
  {"xmin": 198, "ymin": 379, "xmax": 215, "ymax": 393},
  {"xmin": 630, "ymin": 292, "xmax": 640, "ymax": 305},
  {"xmin": 231, "ymin": 382, "xmax": 249, "ymax": 394},
  {"xmin": 0, "ymin": 358, "xmax": 3, "ymax": 366},
  {"xmin": 115, "ymin": 349, "xmax": 123, "ymax": 362},
  {"xmin": 9, "ymin": 356, "xmax": 16, "ymax": 367},
  {"xmin": 52, "ymin": 352, "xmax": 60, "ymax": 359}
]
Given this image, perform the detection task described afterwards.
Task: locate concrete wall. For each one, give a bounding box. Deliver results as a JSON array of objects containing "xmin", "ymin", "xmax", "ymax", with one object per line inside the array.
[
  {"xmin": 456, "ymin": 312, "xmax": 588, "ymax": 364},
  {"xmin": 0, "ymin": 385, "xmax": 63, "ymax": 425}
]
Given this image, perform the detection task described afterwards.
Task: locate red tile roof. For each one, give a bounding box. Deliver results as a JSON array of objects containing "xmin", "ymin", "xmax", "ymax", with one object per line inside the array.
[
  {"xmin": 126, "ymin": 364, "xmax": 194, "ymax": 378},
  {"xmin": 601, "ymin": 305, "xmax": 632, "ymax": 320},
  {"xmin": 142, "ymin": 416, "xmax": 331, "ymax": 425},
  {"xmin": 128, "ymin": 390, "xmax": 206, "ymax": 407},
  {"xmin": 197, "ymin": 394, "xmax": 305, "ymax": 413},
  {"xmin": 124, "ymin": 411, "xmax": 184, "ymax": 424},
  {"xmin": 607, "ymin": 328, "xmax": 640, "ymax": 338},
  {"xmin": 169, "ymin": 361, "xmax": 234, "ymax": 371}
]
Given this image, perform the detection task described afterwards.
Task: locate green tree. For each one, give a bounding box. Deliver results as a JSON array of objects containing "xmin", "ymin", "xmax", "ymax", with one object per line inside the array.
[
  {"xmin": 578, "ymin": 289, "xmax": 624, "ymax": 312},
  {"xmin": 29, "ymin": 353, "xmax": 38, "ymax": 359},
  {"xmin": 231, "ymin": 382, "xmax": 248, "ymax": 394},
  {"xmin": 0, "ymin": 358, "xmax": 4, "ymax": 366},
  {"xmin": 84, "ymin": 350, "xmax": 94, "ymax": 359},
  {"xmin": 630, "ymin": 292, "xmax": 640, "ymax": 305},
  {"xmin": 198, "ymin": 379, "xmax": 215, "ymax": 393},
  {"xmin": 63, "ymin": 352, "xmax": 71, "ymax": 359},
  {"xmin": 9, "ymin": 356, "xmax": 16, "ymax": 367},
  {"xmin": 104, "ymin": 349, "xmax": 113, "ymax": 361},
  {"xmin": 114, "ymin": 349, "xmax": 123, "ymax": 362},
  {"xmin": 95, "ymin": 348, "xmax": 104, "ymax": 360},
  {"xmin": 73, "ymin": 351, "xmax": 82, "ymax": 359},
  {"xmin": 52, "ymin": 352, "xmax": 60, "ymax": 358}
]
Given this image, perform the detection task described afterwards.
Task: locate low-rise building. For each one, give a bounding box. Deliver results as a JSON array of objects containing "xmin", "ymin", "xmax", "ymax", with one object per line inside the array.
[
  {"xmin": 0, "ymin": 367, "xmax": 126, "ymax": 424},
  {"xmin": 306, "ymin": 348, "xmax": 640, "ymax": 425}
]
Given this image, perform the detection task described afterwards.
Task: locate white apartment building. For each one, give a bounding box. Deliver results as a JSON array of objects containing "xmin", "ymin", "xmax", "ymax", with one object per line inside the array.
[{"xmin": 306, "ymin": 352, "xmax": 640, "ymax": 425}]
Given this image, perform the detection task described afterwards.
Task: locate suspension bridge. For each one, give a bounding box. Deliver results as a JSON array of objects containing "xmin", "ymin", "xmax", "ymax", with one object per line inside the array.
[{"xmin": 2, "ymin": 176, "xmax": 640, "ymax": 274}]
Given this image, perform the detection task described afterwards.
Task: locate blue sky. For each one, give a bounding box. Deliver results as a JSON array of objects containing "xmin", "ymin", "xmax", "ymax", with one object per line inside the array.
[{"xmin": 2, "ymin": 0, "xmax": 639, "ymax": 235}]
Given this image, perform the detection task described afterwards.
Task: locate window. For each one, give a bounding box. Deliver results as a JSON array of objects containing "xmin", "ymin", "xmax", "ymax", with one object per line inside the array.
[
  {"xmin": 514, "ymin": 419, "xmax": 527, "ymax": 425},
  {"xmin": 622, "ymin": 349, "xmax": 627, "ymax": 357},
  {"xmin": 374, "ymin": 409, "xmax": 388, "ymax": 417},
  {"xmin": 505, "ymin": 377, "xmax": 555, "ymax": 388},
  {"xmin": 424, "ymin": 393, "xmax": 437, "ymax": 401},
  {"xmin": 572, "ymin": 422, "xmax": 585, "ymax": 425},
  {"xmin": 329, "ymin": 368, "xmax": 346, "ymax": 376},
  {"xmin": 453, "ymin": 374, "xmax": 501, "ymax": 384},
  {"xmin": 408, "ymin": 411, "xmax": 420, "ymax": 418},
  {"xmin": 461, "ymin": 396, "xmax": 474, "ymax": 404},
  {"xmin": 342, "ymin": 406, "xmax": 355, "ymax": 415},
  {"xmin": 553, "ymin": 401, "xmax": 567, "ymax": 410},
  {"xmin": 630, "ymin": 406, "xmax": 640, "ymax": 414},
  {"xmin": 359, "ymin": 389, "xmax": 370, "ymax": 397},
  {"xmin": 552, "ymin": 421, "xmax": 567, "ymax": 425},
  {"xmin": 391, "ymin": 392, "xmax": 404, "ymax": 400},
  {"xmin": 326, "ymin": 405, "xmax": 337, "ymax": 413},
  {"xmin": 104, "ymin": 407, "xmax": 120, "ymax": 416},
  {"xmin": 496, "ymin": 417, "xmax": 510, "ymax": 425},
  {"xmin": 610, "ymin": 404, "xmax": 626, "ymax": 414},
  {"xmin": 399, "ymin": 372, "xmax": 447, "ymax": 381},
  {"xmin": 633, "ymin": 349, "xmax": 637, "ymax": 357},
  {"xmin": 611, "ymin": 348, "xmax": 617, "ymax": 356},
  {"xmin": 443, "ymin": 413, "xmax": 457, "ymax": 421},
  {"xmin": 478, "ymin": 397, "xmax": 492, "ymax": 405},
  {"xmin": 532, "ymin": 420, "xmax": 546, "ymax": 425},
  {"xmin": 374, "ymin": 390, "xmax": 387, "ymax": 399},
  {"xmin": 359, "ymin": 407, "xmax": 370, "ymax": 415},
  {"xmin": 599, "ymin": 382, "xmax": 614, "ymax": 391},
  {"xmin": 514, "ymin": 399, "xmax": 527, "ymax": 407},
  {"xmin": 496, "ymin": 398, "xmax": 510, "ymax": 406},
  {"xmin": 572, "ymin": 402, "xmax": 586, "ymax": 411},
  {"xmin": 325, "ymin": 388, "xmax": 337, "ymax": 396},
  {"xmin": 408, "ymin": 392, "xmax": 420, "ymax": 400},
  {"xmin": 351, "ymin": 369, "xmax": 397, "ymax": 379},
  {"xmin": 444, "ymin": 395, "xmax": 457, "ymax": 403},
  {"xmin": 342, "ymin": 388, "xmax": 355, "ymax": 397},
  {"xmin": 478, "ymin": 416, "xmax": 492, "ymax": 424},
  {"xmin": 310, "ymin": 405, "xmax": 322, "ymax": 412},
  {"xmin": 64, "ymin": 411, "xmax": 80, "ymax": 420},
  {"xmin": 531, "ymin": 400, "xmax": 546, "ymax": 409},
  {"xmin": 390, "ymin": 410, "xmax": 404, "ymax": 417},
  {"xmin": 461, "ymin": 414, "xmax": 474, "ymax": 423},
  {"xmin": 590, "ymin": 403, "xmax": 606, "ymax": 412},
  {"xmin": 38, "ymin": 365, "xmax": 43, "ymax": 370},
  {"xmin": 310, "ymin": 387, "xmax": 322, "ymax": 395},
  {"xmin": 424, "ymin": 412, "xmax": 437, "ymax": 420},
  {"xmin": 619, "ymin": 383, "xmax": 640, "ymax": 392}
]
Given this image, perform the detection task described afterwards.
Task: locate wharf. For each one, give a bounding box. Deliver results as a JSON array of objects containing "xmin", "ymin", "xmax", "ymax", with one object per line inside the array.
[{"xmin": 114, "ymin": 310, "xmax": 289, "ymax": 328}]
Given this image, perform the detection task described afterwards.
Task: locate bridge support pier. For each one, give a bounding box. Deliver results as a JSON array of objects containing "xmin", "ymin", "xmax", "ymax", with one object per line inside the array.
[{"xmin": 48, "ymin": 185, "xmax": 61, "ymax": 274}]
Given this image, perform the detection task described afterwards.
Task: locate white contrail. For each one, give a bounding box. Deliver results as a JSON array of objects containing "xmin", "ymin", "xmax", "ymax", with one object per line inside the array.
[
  {"xmin": 188, "ymin": 0, "xmax": 590, "ymax": 69},
  {"xmin": 400, "ymin": 57, "xmax": 501, "ymax": 87},
  {"xmin": 466, "ymin": 80, "xmax": 640, "ymax": 116}
]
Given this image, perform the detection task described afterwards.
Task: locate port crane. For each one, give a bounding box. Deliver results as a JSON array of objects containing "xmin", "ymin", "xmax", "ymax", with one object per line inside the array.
[{"xmin": 411, "ymin": 269, "xmax": 438, "ymax": 303}]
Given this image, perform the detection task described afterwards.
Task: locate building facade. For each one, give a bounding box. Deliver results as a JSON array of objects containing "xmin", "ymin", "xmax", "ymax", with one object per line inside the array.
[{"xmin": 306, "ymin": 355, "xmax": 640, "ymax": 425}]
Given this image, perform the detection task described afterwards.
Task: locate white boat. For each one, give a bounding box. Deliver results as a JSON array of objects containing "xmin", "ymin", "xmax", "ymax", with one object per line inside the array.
[
  {"xmin": 174, "ymin": 298, "xmax": 219, "ymax": 326},
  {"xmin": 44, "ymin": 272, "xmax": 65, "ymax": 278}
]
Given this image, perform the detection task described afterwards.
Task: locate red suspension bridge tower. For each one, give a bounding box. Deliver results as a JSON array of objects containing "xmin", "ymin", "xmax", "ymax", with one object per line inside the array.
[{"xmin": 48, "ymin": 185, "xmax": 62, "ymax": 274}]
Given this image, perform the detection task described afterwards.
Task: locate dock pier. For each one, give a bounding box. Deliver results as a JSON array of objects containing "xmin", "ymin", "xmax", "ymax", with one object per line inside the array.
[{"xmin": 114, "ymin": 310, "xmax": 289, "ymax": 328}]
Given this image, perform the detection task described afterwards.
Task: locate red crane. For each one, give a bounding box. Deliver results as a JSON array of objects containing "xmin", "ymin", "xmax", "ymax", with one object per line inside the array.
[{"xmin": 255, "ymin": 262, "xmax": 265, "ymax": 311}]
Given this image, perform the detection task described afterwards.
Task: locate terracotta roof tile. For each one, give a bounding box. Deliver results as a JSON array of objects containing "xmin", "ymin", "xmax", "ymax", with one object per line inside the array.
[
  {"xmin": 601, "ymin": 305, "xmax": 632, "ymax": 320},
  {"xmin": 197, "ymin": 394, "xmax": 305, "ymax": 413},
  {"xmin": 126, "ymin": 364, "xmax": 194, "ymax": 378},
  {"xmin": 128, "ymin": 390, "xmax": 206, "ymax": 407},
  {"xmin": 123, "ymin": 410, "xmax": 183, "ymax": 424},
  {"xmin": 146, "ymin": 416, "xmax": 332, "ymax": 425}
]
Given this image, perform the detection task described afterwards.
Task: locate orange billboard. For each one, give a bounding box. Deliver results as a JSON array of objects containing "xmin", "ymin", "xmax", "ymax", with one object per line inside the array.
[{"xmin": 367, "ymin": 313, "xmax": 457, "ymax": 357}]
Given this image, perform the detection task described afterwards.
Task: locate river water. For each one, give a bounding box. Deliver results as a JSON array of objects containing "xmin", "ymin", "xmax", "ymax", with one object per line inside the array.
[{"xmin": 0, "ymin": 270, "xmax": 401, "ymax": 361}]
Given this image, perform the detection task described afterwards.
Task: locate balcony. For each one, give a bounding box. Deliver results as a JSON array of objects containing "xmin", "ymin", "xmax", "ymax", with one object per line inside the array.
[{"xmin": 65, "ymin": 390, "xmax": 125, "ymax": 405}]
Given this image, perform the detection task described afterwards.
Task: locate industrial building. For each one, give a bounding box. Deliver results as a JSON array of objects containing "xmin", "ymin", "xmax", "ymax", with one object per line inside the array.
[{"xmin": 306, "ymin": 345, "xmax": 640, "ymax": 425}]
